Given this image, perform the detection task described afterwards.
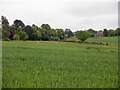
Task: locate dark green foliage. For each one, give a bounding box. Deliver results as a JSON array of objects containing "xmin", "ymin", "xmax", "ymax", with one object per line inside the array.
[
  {"xmin": 40, "ymin": 24, "xmax": 65, "ymax": 41},
  {"xmin": 75, "ymin": 31, "xmax": 91, "ymax": 41},
  {"xmin": 56, "ymin": 29, "xmax": 65, "ymax": 40},
  {"xmin": 9, "ymin": 26, "xmax": 15, "ymax": 40},
  {"xmin": 32, "ymin": 24, "xmax": 42, "ymax": 40},
  {"xmin": 24, "ymin": 25, "xmax": 34, "ymax": 40},
  {"xmin": 50, "ymin": 37, "xmax": 60, "ymax": 41},
  {"xmin": 108, "ymin": 29, "xmax": 115, "ymax": 36},
  {"xmin": 1, "ymin": 16, "xmax": 10, "ymax": 40},
  {"xmin": 2, "ymin": 16, "xmax": 119, "ymax": 41},
  {"xmin": 13, "ymin": 34, "xmax": 20, "ymax": 40},
  {"xmin": 115, "ymin": 28, "xmax": 120, "ymax": 36},
  {"xmin": 41, "ymin": 24, "xmax": 51, "ymax": 40},
  {"xmin": 65, "ymin": 28, "xmax": 74, "ymax": 38},
  {"xmin": 104, "ymin": 29, "xmax": 120, "ymax": 37},
  {"xmin": 42, "ymin": 34, "xmax": 49, "ymax": 40},
  {"xmin": 9, "ymin": 19, "xmax": 25, "ymax": 40},
  {"xmin": 87, "ymin": 29, "xmax": 96, "ymax": 37},
  {"xmin": 41, "ymin": 24, "xmax": 51, "ymax": 30},
  {"xmin": 103, "ymin": 29, "xmax": 108, "ymax": 37},
  {"xmin": 13, "ymin": 19, "xmax": 25, "ymax": 28},
  {"xmin": 32, "ymin": 30, "xmax": 41, "ymax": 40},
  {"xmin": 17, "ymin": 31, "xmax": 28, "ymax": 40},
  {"xmin": 49, "ymin": 29, "xmax": 58, "ymax": 37},
  {"xmin": 41, "ymin": 29, "xmax": 50, "ymax": 40}
]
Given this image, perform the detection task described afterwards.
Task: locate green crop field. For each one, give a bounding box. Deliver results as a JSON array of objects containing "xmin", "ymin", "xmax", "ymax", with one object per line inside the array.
[
  {"xmin": 2, "ymin": 37, "xmax": 118, "ymax": 88},
  {"xmin": 67, "ymin": 36, "xmax": 118, "ymax": 46}
]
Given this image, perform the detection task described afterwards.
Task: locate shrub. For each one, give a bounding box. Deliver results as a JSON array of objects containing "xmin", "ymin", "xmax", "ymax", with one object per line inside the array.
[
  {"xmin": 50, "ymin": 37, "xmax": 60, "ymax": 41},
  {"xmin": 17, "ymin": 31, "xmax": 28, "ymax": 41},
  {"xmin": 13, "ymin": 34, "xmax": 20, "ymax": 40},
  {"xmin": 75, "ymin": 31, "xmax": 91, "ymax": 42}
]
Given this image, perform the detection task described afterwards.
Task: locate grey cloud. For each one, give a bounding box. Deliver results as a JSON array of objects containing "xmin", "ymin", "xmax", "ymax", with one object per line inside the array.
[
  {"xmin": 64, "ymin": 2, "xmax": 117, "ymax": 17},
  {"xmin": 0, "ymin": 0, "xmax": 118, "ymax": 31}
]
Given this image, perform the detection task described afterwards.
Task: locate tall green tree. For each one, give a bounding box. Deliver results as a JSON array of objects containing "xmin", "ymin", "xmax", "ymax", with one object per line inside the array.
[
  {"xmin": 13, "ymin": 19, "xmax": 25, "ymax": 28},
  {"xmin": 75, "ymin": 31, "xmax": 91, "ymax": 42},
  {"xmin": 87, "ymin": 29, "xmax": 96, "ymax": 37},
  {"xmin": 9, "ymin": 19, "xmax": 25, "ymax": 40},
  {"xmin": 108, "ymin": 29, "xmax": 115, "ymax": 36},
  {"xmin": 41, "ymin": 24, "xmax": 51, "ymax": 30},
  {"xmin": 103, "ymin": 29, "xmax": 108, "ymax": 37},
  {"xmin": 41, "ymin": 24, "xmax": 51, "ymax": 40},
  {"xmin": 65, "ymin": 28, "xmax": 74, "ymax": 38},
  {"xmin": 56, "ymin": 29, "xmax": 65, "ymax": 40},
  {"xmin": 24, "ymin": 25, "xmax": 34, "ymax": 40},
  {"xmin": 9, "ymin": 25, "xmax": 15, "ymax": 40},
  {"xmin": 32, "ymin": 24, "xmax": 42, "ymax": 40},
  {"xmin": 50, "ymin": 29, "xmax": 58, "ymax": 37},
  {"xmin": 17, "ymin": 30, "xmax": 28, "ymax": 40},
  {"xmin": 1, "ymin": 16, "xmax": 10, "ymax": 40},
  {"xmin": 41, "ymin": 29, "xmax": 50, "ymax": 40},
  {"xmin": 13, "ymin": 34, "xmax": 20, "ymax": 40},
  {"xmin": 115, "ymin": 28, "xmax": 120, "ymax": 36}
]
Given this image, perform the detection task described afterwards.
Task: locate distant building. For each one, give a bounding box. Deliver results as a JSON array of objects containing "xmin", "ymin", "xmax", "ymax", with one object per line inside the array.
[{"xmin": 95, "ymin": 31, "xmax": 103, "ymax": 37}]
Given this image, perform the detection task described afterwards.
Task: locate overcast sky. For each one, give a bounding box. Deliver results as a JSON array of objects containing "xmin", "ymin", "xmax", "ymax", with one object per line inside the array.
[{"xmin": 0, "ymin": 0, "xmax": 119, "ymax": 31}]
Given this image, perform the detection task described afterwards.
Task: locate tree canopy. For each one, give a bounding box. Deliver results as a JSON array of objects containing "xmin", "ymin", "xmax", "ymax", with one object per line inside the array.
[
  {"xmin": 75, "ymin": 31, "xmax": 91, "ymax": 42},
  {"xmin": 103, "ymin": 29, "xmax": 108, "ymax": 37},
  {"xmin": 1, "ymin": 16, "xmax": 10, "ymax": 40},
  {"xmin": 1, "ymin": 16, "xmax": 119, "ymax": 41}
]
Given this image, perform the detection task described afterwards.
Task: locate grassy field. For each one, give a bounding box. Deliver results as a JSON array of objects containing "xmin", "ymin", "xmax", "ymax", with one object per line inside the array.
[
  {"xmin": 67, "ymin": 36, "xmax": 118, "ymax": 46},
  {"xmin": 2, "ymin": 37, "xmax": 118, "ymax": 88}
]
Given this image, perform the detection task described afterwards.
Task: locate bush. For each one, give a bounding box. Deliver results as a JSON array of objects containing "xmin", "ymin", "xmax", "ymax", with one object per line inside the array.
[
  {"xmin": 13, "ymin": 34, "xmax": 20, "ymax": 40},
  {"xmin": 42, "ymin": 34, "xmax": 50, "ymax": 41},
  {"xmin": 17, "ymin": 31, "xmax": 28, "ymax": 40},
  {"xmin": 75, "ymin": 31, "xmax": 91, "ymax": 42},
  {"xmin": 50, "ymin": 37, "xmax": 60, "ymax": 41}
]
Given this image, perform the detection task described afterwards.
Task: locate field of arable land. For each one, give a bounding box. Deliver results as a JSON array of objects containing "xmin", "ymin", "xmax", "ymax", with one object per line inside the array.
[{"xmin": 2, "ymin": 37, "xmax": 118, "ymax": 88}]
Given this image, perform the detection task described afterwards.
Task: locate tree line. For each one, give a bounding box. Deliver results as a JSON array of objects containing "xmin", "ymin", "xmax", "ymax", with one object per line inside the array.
[{"xmin": 1, "ymin": 16, "xmax": 120, "ymax": 41}]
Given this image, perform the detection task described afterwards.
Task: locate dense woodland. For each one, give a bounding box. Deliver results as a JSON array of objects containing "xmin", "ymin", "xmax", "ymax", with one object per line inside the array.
[{"xmin": 1, "ymin": 16, "xmax": 120, "ymax": 41}]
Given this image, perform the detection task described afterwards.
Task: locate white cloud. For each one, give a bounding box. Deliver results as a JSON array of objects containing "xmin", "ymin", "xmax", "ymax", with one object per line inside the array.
[{"xmin": 0, "ymin": 0, "xmax": 119, "ymax": 31}]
